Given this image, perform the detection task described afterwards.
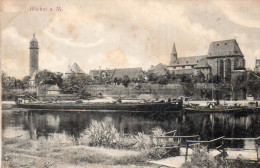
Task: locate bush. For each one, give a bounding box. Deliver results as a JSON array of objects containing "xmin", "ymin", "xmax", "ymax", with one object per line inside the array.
[
  {"xmin": 80, "ymin": 120, "xmax": 174, "ymax": 159},
  {"xmin": 81, "ymin": 120, "xmax": 120, "ymax": 148},
  {"xmin": 181, "ymin": 147, "xmax": 217, "ymax": 168}
]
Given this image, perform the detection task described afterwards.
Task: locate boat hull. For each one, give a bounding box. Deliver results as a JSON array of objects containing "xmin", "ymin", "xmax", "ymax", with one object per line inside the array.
[{"xmin": 16, "ymin": 102, "xmax": 182, "ymax": 112}]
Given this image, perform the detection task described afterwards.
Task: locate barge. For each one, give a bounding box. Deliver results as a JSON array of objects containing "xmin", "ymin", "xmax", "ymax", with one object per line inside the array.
[{"xmin": 15, "ymin": 95, "xmax": 183, "ymax": 112}]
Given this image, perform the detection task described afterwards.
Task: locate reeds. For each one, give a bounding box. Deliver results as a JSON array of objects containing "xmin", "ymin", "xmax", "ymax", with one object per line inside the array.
[{"xmin": 80, "ymin": 120, "xmax": 169, "ymax": 159}]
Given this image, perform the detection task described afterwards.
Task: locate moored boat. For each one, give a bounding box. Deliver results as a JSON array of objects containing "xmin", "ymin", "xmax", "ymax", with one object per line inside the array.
[
  {"xmin": 16, "ymin": 101, "xmax": 182, "ymax": 112},
  {"xmin": 183, "ymin": 106, "xmax": 245, "ymax": 113}
]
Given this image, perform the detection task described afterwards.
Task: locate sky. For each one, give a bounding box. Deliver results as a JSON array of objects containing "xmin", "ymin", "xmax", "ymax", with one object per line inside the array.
[{"xmin": 1, "ymin": 0, "xmax": 260, "ymax": 79}]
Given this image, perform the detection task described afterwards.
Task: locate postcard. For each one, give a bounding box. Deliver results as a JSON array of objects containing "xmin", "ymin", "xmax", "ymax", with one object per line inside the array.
[{"xmin": 1, "ymin": 0, "xmax": 260, "ymax": 167}]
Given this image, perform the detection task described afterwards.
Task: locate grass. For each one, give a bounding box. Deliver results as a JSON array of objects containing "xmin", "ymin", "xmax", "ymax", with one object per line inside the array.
[
  {"xmin": 2, "ymin": 136, "xmax": 158, "ymax": 168},
  {"xmin": 2, "ymin": 121, "xmax": 176, "ymax": 167}
]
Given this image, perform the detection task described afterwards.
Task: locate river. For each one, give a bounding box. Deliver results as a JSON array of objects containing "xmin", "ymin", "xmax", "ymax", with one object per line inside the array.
[{"xmin": 2, "ymin": 108, "xmax": 260, "ymax": 148}]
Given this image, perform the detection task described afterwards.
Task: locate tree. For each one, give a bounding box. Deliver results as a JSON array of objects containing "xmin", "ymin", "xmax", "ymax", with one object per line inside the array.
[
  {"xmin": 35, "ymin": 70, "xmax": 57, "ymax": 86},
  {"xmin": 157, "ymin": 75, "xmax": 168, "ymax": 85},
  {"xmin": 148, "ymin": 72, "xmax": 159, "ymax": 82},
  {"xmin": 122, "ymin": 75, "xmax": 130, "ymax": 87},
  {"xmin": 21, "ymin": 76, "xmax": 31, "ymax": 89}
]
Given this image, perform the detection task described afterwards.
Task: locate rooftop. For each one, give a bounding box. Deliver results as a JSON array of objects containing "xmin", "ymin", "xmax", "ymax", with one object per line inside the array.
[{"xmin": 208, "ymin": 39, "xmax": 243, "ymax": 57}]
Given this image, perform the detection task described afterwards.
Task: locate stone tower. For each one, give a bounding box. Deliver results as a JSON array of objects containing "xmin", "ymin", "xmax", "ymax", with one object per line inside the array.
[
  {"xmin": 29, "ymin": 33, "xmax": 39, "ymax": 76},
  {"xmin": 170, "ymin": 43, "xmax": 177, "ymax": 65}
]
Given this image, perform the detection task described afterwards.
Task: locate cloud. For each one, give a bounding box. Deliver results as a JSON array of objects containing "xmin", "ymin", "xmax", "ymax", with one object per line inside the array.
[
  {"xmin": 2, "ymin": 27, "xmax": 27, "ymax": 44},
  {"xmin": 213, "ymin": 1, "xmax": 260, "ymax": 28},
  {"xmin": 43, "ymin": 29, "xmax": 105, "ymax": 48},
  {"xmin": 103, "ymin": 48, "xmax": 128, "ymax": 68},
  {"xmin": 1, "ymin": 0, "xmax": 19, "ymax": 12}
]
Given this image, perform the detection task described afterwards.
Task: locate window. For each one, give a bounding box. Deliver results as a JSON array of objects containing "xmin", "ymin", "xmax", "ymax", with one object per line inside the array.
[
  {"xmin": 182, "ymin": 66, "xmax": 185, "ymax": 69},
  {"xmin": 225, "ymin": 43, "xmax": 227, "ymax": 45},
  {"xmin": 216, "ymin": 44, "xmax": 219, "ymax": 46},
  {"xmin": 197, "ymin": 60, "xmax": 199, "ymax": 63},
  {"xmin": 186, "ymin": 61, "xmax": 189, "ymax": 63},
  {"xmin": 191, "ymin": 65, "xmax": 194, "ymax": 68}
]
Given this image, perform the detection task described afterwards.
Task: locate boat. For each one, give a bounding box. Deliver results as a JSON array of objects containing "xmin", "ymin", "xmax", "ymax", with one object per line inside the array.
[
  {"xmin": 183, "ymin": 101, "xmax": 245, "ymax": 113},
  {"xmin": 16, "ymin": 102, "xmax": 182, "ymax": 112},
  {"xmin": 15, "ymin": 96, "xmax": 183, "ymax": 112},
  {"xmin": 183, "ymin": 106, "xmax": 245, "ymax": 113}
]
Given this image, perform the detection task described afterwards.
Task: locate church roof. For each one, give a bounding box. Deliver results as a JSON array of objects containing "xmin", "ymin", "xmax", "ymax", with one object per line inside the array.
[
  {"xmin": 171, "ymin": 43, "xmax": 177, "ymax": 55},
  {"xmin": 208, "ymin": 39, "xmax": 243, "ymax": 57},
  {"xmin": 66, "ymin": 63, "xmax": 85, "ymax": 74},
  {"xmin": 169, "ymin": 55, "xmax": 207, "ymax": 66},
  {"xmin": 194, "ymin": 58, "xmax": 211, "ymax": 68}
]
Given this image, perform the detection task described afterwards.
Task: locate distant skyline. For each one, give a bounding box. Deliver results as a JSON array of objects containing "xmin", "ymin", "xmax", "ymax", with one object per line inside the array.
[{"xmin": 1, "ymin": 0, "xmax": 260, "ymax": 78}]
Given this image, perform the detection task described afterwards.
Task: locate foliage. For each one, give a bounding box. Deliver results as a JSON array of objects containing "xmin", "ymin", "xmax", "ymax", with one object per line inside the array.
[
  {"xmin": 82, "ymin": 120, "xmax": 120, "ymax": 148},
  {"xmin": 21, "ymin": 75, "xmax": 31, "ymax": 89},
  {"xmin": 35, "ymin": 70, "xmax": 62, "ymax": 86},
  {"xmin": 181, "ymin": 147, "xmax": 217, "ymax": 168},
  {"xmin": 122, "ymin": 75, "xmax": 131, "ymax": 87},
  {"xmin": 80, "ymin": 120, "xmax": 169, "ymax": 159},
  {"xmin": 147, "ymin": 72, "xmax": 159, "ymax": 82},
  {"xmin": 157, "ymin": 75, "xmax": 168, "ymax": 85},
  {"xmin": 62, "ymin": 74, "xmax": 93, "ymax": 94}
]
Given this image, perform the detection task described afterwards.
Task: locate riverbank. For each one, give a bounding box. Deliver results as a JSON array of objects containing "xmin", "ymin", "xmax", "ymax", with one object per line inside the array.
[{"xmin": 2, "ymin": 136, "xmax": 161, "ymax": 168}]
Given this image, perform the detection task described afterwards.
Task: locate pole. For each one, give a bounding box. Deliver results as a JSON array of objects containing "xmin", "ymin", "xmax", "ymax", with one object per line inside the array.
[{"xmin": 185, "ymin": 142, "xmax": 189, "ymax": 162}]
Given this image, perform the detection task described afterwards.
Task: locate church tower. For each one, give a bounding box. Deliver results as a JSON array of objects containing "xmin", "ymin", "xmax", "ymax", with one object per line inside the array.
[
  {"xmin": 29, "ymin": 33, "xmax": 39, "ymax": 76},
  {"xmin": 170, "ymin": 43, "xmax": 177, "ymax": 65}
]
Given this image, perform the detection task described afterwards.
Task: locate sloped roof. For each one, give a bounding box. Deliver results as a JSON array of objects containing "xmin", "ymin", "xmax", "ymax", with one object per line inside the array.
[
  {"xmin": 171, "ymin": 43, "xmax": 177, "ymax": 55},
  {"xmin": 194, "ymin": 58, "xmax": 211, "ymax": 68},
  {"xmin": 112, "ymin": 68, "xmax": 143, "ymax": 79},
  {"xmin": 89, "ymin": 69, "xmax": 114, "ymax": 77},
  {"xmin": 66, "ymin": 63, "xmax": 85, "ymax": 74},
  {"xmin": 208, "ymin": 39, "xmax": 243, "ymax": 57},
  {"xmin": 47, "ymin": 84, "xmax": 61, "ymax": 91},
  {"xmin": 169, "ymin": 55, "xmax": 207, "ymax": 66},
  {"xmin": 148, "ymin": 63, "xmax": 168, "ymax": 75}
]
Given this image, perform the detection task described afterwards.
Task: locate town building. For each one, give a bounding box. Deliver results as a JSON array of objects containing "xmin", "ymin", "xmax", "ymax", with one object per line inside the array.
[
  {"xmin": 29, "ymin": 33, "xmax": 39, "ymax": 76},
  {"xmin": 148, "ymin": 63, "xmax": 169, "ymax": 76},
  {"xmin": 89, "ymin": 68, "xmax": 146, "ymax": 81},
  {"xmin": 65, "ymin": 63, "xmax": 86, "ymax": 79},
  {"xmin": 46, "ymin": 84, "xmax": 62, "ymax": 95},
  {"xmin": 168, "ymin": 39, "xmax": 246, "ymax": 81},
  {"xmin": 255, "ymin": 59, "xmax": 260, "ymax": 72}
]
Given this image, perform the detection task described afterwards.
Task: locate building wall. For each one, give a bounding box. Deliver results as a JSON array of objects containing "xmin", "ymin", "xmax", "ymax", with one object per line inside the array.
[
  {"xmin": 38, "ymin": 94, "xmax": 79, "ymax": 101},
  {"xmin": 30, "ymin": 49, "xmax": 38, "ymax": 76},
  {"xmin": 207, "ymin": 56, "xmax": 245, "ymax": 78}
]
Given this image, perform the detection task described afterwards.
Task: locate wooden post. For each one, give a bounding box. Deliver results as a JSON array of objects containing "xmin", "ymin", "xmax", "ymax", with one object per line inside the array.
[
  {"xmin": 256, "ymin": 143, "xmax": 259, "ymax": 165},
  {"xmin": 185, "ymin": 142, "xmax": 189, "ymax": 162}
]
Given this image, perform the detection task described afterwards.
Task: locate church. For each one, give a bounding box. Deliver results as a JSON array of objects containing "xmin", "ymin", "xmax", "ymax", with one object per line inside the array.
[{"xmin": 168, "ymin": 39, "xmax": 246, "ymax": 81}]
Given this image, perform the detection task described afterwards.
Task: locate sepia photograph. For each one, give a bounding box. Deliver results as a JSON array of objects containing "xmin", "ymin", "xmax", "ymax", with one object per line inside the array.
[{"xmin": 1, "ymin": 0, "xmax": 260, "ymax": 167}]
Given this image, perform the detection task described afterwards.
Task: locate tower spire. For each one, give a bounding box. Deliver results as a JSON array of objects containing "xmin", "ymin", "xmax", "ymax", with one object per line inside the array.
[
  {"xmin": 170, "ymin": 42, "xmax": 177, "ymax": 65},
  {"xmin": 171, "ymin": 42, "xmax": 177, "ymax": 55}
]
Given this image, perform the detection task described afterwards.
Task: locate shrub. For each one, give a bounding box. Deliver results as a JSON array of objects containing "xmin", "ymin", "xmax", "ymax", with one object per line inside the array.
[
  {"xmin": 81, "ymin": 120, "xmax": 120, "ymax": 148},
  {"xmin": 80, "ymin": 120, "xmax": 175, "ymax": 159},
  {"xmin": 181, "ymin": 147, "xmax": 217, "ymax": 168}
]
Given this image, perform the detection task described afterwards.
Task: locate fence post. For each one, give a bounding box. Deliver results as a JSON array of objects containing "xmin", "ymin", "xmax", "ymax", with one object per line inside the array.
[{"xmin": 185, "ymin": 142, "xmax": 189, "ymax": 162}]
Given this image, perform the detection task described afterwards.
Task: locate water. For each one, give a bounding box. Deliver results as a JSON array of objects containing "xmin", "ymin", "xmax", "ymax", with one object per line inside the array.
[{"xmin": 2, "ymin": 108, "xmax": 260, "ymax": 148}]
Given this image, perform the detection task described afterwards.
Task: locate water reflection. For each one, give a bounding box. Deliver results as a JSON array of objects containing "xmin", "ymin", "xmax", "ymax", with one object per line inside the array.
[{"xmin": 2, "ymin": 109, "xmax": 260, "ymax": 148}]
